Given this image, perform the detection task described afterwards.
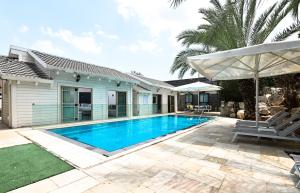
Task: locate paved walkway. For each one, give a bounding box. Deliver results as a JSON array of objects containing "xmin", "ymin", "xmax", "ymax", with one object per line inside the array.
[{"xmin": 2, "ymin": 117, "xmax": 300, "ymax": 193}]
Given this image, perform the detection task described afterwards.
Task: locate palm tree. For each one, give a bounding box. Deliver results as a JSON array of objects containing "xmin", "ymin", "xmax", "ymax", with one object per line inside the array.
[
  {"xmin": 170, "ymin": 0, "xmax": 300, "ymax": 119},
  {"xmin": 289, "ymin": 0, "xmax": 300, "ymax": 20}
]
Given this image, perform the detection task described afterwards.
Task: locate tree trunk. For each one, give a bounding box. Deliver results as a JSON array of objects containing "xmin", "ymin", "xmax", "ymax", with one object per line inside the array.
[{"xmin": 238, "ymin": 79, "xmax": 256, "ymax": 120}]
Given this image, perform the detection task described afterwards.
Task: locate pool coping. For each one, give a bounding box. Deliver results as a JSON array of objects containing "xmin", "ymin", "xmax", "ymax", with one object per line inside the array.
[{"xmin": 41, "ymin": 114, "xmax": 218, "ymax": 157}]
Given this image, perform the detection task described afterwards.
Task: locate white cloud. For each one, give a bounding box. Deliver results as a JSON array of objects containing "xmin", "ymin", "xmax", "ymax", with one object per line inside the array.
[
  {"xmin": 120, "ymin": 40, "xmax": 161, "ymax": 53},
  {"xmin": 41, "ymin": 27, "xmax": 102, "ymax": 54},
  {"xmin": 96, "ymin": 30, "xmax": 119, "ymax": 40},
  {"xmin": 31, "ymin": 40, "xmax": 64, "ymax": 55},
  {"xmin": 95, "ymin": 25, "xmax": 119, "ymax": 40},
  {"xmin": 19, "ymin": 25, "xmax": 29, "ymax": 33},
  {"xmin": 115, "ymin": 0, "xmax": 206, "ymax": 48}
]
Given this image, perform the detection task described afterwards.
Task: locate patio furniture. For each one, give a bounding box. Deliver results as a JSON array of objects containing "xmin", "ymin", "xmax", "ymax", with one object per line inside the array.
[
  {"xmin": 236, "ymin": 110, "xmax": 288, "ymax": 127},
  {"xmin": 195, "ymin": 105, "xmax": 212, "ymax": 113},
  {"xmin": 290, "ymin": 154, "xmax": 300, "ymax": 188},
  {"xmin": 231, "ymin": 120, "xmax": 300, "ymax": 143},
  {"xmin": 233, "ymin": 113, "xmax": 300, "ymax": 133},
  {"xmin": 175, "ymin": 81, "xmax": 221, "ymax": 114}
]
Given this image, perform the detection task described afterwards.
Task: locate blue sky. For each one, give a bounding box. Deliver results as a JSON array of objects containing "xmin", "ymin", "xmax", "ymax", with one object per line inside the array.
[
  {"xmin": 0, "ymin": 0, "xmax": 296, "ymax": 80},
  {"xmin": 0, "ymin": 0, "xmax": 204, "ymax": 80}
]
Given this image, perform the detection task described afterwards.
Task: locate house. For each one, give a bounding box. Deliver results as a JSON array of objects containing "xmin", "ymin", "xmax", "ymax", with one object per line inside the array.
[
  {"xmin": 0, "ymin": 46, "xmax": 181, "ymax": 128},
  {"xmin": 129, "ymin": 74, "xmax": 177, "ymax": 116},
  {"xmin": 165, "ymin": 78, "xmax": 220, "ymax": 111},
  {"xmin": 0, "ymin": 45, "xmax": 142, "ymax": 128}
]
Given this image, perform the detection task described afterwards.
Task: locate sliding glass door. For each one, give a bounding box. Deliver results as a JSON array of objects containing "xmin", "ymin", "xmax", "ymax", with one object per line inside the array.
[
  {"xmin": 62, "ymin": 87, "xmax": 78, "ymax": 123},
  {"xmin": 117, "ymin": 92, "xmax": 127, "ymax": 117},
  {"xmin": 61, "ymin": 86, "xmax": 92, "ymax": 123},
  {"xmin": 108, "ymin": 91, "xmax": 127, "ymax": 118}
]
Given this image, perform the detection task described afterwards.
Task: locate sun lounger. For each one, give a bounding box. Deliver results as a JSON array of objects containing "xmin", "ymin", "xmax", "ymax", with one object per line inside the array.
[
  {"xmin": 290, "ymin": 154, "xmax": 300, "ymax": 188},
  {"xmin": 236, "ymin": 110, "xmax": 288, "ymax": 127},
  {"xmin": 233, "ymin": 113, "xmax": 300, "ymax": 133},
  {"xmin": 232, "ymin": 120, "xmax": 300, "ymax": 143}
]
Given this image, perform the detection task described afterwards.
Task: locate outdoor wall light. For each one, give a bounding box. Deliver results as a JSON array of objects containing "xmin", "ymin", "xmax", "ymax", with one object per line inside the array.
[
  {"xmin": 117, "ymin": 81, "xmax": 121, "ymax": 87},
  {"xmin": 75, "ymin": 74, "xmax": 81, "ymax": 82}
]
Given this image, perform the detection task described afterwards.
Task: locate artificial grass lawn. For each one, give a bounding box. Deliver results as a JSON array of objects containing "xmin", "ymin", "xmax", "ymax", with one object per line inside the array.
[{"xmin": 0, "ymin": 143, "xmax": 73, "ymax": 193}]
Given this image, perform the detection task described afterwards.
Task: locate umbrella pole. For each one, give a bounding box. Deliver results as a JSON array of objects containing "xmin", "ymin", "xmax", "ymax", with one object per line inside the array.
[
  {"xmin": 198, "ymin": 91, "xmax": 200, "ymax": 112},
  {"xmin": 255, "ymin": 74, "xmax": 259, "ymax": 128}
]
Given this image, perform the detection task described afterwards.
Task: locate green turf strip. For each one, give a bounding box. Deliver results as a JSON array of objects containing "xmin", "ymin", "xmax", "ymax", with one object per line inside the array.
[{"xmin": 0, "ymin": 143, "xmax": 73, "ymax": 193}]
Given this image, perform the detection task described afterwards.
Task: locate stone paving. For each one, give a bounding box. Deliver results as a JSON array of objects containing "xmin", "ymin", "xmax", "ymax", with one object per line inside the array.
[{"xmin": 2, "ymin": 117, "xmax": 300, "ymax": 193}]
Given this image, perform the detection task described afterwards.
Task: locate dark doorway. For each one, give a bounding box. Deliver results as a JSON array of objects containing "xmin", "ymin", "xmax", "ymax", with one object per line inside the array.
[
  {"xmin": 168, "ymin": 95, "xmax": 175, "ymax": 113},
  {"xmin": 152, "ymin": 94, "xmax": 162, "ymax": 114},
  {"xmin": 108, "ymin": 91, "xmax": 127, "ymax": 118}
]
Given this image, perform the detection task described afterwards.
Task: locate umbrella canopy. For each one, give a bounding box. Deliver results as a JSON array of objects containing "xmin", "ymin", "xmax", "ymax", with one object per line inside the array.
[
  {"xmin": 187, "ymin": 40, "xmax": 300, "ymax": 126},
  {"xmin": 175, "ymin": 81, "xmax": 221, "ymax": 92}
]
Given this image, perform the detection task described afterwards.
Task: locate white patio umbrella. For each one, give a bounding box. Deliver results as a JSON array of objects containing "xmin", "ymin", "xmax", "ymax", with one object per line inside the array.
[
  {"xmin": 175, "ymin": 81, "xmax": 221, "ymax": 110},
  {"xmin": 187, "ymin": 40, "xmax": 300, "ymax": 127},
  {"xmin": 174, "ymin": 81, "xmax": 221, "ymax": 92}
]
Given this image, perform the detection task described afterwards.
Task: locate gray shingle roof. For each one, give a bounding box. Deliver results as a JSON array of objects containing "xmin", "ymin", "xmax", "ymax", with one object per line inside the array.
[
  {"xmin": 30, "ymin": 50, "xmax": 137, "ymax": 82},
  {"xmin": 134, "ymin": 75, "xmax": 174, "ymax": 89},
  {"xmin": 0, "ymin": 56, "xmax": 50, "ymax": 80}
]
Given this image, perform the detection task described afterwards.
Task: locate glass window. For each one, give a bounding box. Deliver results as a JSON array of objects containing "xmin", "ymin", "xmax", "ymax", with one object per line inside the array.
[
  {"xmin": 143, "ymin": 95, "xmax": 149, "ymax": 104},
  {"xmin": 199, "ymin": 93, "xmax": 209, "ymax": 104},
  {"xmin": 139, "ymin": 94, "xmax": 149, "ymax": 104},
  {"xmin": 185, "ymin": 94, "xmax": 193, "ymax": 103}
]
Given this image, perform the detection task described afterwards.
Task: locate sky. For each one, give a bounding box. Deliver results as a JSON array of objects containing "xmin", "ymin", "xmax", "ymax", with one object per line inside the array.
[{"xmin": 0, "ymin": 0, "xmax": 296, "ymax": 81}]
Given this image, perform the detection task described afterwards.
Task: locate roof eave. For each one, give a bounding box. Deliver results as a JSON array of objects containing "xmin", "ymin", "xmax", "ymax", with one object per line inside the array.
[
  {"xmin": 46, "ymin": 65, "xmax": 139, "ymax": 84},
  {"xmin": 0, "ymin": 74, "xmax": 53, "ymax": 84},
  {"xmin": 128, "ymin": 74, "xmax": 175, "ymax": 90}
]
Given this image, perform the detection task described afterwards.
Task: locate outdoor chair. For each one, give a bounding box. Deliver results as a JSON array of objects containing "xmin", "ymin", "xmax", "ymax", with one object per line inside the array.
[
  {"xmin": 231, "ymin": 120, "xmax": 300, "ymax": 143},
  {"xmin": 195, "ymin": 105, "xmax": 212, "ymax": 113},
  {"xmin": 290, "ymin": 154, "xmax": 300, "ymax": 188},
  {"xmin": 236, "ymin": 110, "xmax": 288, "ymax": 127},
  {"xmin": 234, "ymin": 113, "xmax": 300, "ymax": 133}
]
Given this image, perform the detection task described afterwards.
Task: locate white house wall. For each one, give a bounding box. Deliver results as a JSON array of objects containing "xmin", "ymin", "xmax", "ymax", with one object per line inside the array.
[
  {"xmin": 11, "ymin": 71, "xmax": 133, "ymax": 128},
  {"xmin": 2, "ymin": 80, "xmax": 11, "ymax": 126}
]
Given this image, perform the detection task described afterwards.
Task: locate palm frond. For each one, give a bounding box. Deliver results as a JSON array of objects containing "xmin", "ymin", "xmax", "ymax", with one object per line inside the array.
[
  {"xmin": 252, "ymin": 0, "xmax": 290, "ymax": 44},
  {"xmin": 169, "ymin": 0, "xmax": 186, "ymax": 8},
  {"xmin": 244, "ymin": 0, "xmax": 257, "ymax": 41},
  {"xmin": 210, "ymin": 0, "xmax": 223, "ymax": 11},
  {"xmin": 170, "ymin": 49, "xmax": 208, "ymax": 78},
  {"xmin": 288, "ymin": 0, "xmax": 300, "ymax": 19},
  {"xmin": 273, "ymin": 22, "xmax": 300, "ymax": 41},
  {"xmin": 177, "ymin": 30, "xmax": 206, "ymax": 47},
  {"xmin": 250, "ymin": 2, "xmax": 276, "ymax": 45}
]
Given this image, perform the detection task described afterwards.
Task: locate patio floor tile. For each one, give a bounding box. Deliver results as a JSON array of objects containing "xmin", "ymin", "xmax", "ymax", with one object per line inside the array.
[
  {"xmin": 49, "ymin": 176, "xmax": 98, "ymax": 193},
  {"xmin": 50, "ymin": 169, "xmax": 87, "ymax": 187}
]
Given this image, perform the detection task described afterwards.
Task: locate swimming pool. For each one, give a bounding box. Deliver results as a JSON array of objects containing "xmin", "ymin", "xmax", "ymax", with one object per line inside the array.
[{"xmin": 50, "ymin": 115, "xmax": 211, "ymax": 153}]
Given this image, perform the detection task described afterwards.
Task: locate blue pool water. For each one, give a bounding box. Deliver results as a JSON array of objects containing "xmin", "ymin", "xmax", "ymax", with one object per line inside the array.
[{"xmin": 50, "ymin": 115, "xmax": 211, "ymax": 152}]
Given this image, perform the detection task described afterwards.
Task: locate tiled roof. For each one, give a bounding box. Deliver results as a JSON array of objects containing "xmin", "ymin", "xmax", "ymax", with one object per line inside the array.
[
  {"xmin": 30, "ymin": 50, "xmax": 137, "ymax": 82},
  {"xmin": 133, "ymin": 75, "xmax": 174, "ymax": 89},
  {"xmin": 0, "ymin": 56, "xmax": 50, "ymax": 80}
]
